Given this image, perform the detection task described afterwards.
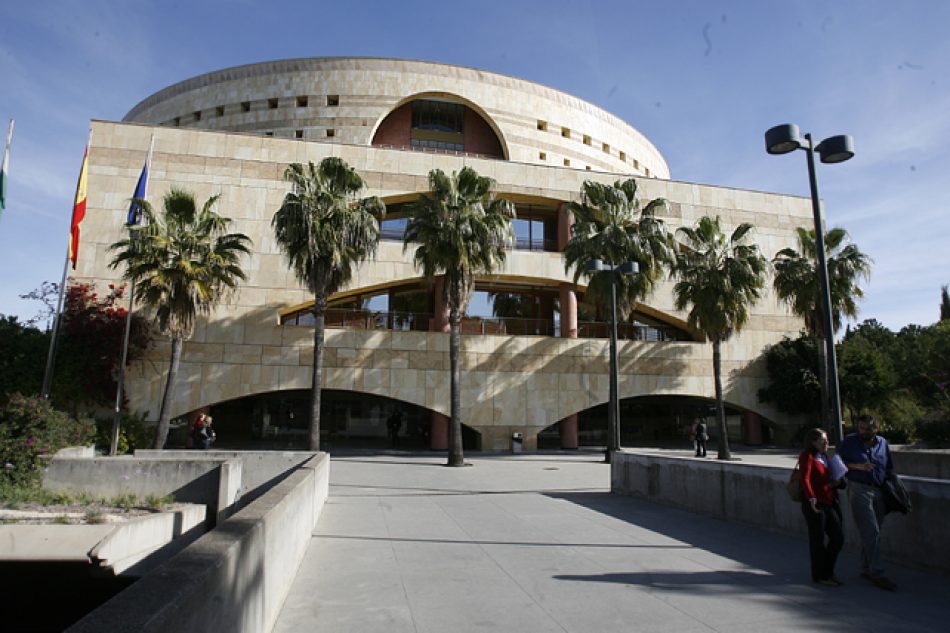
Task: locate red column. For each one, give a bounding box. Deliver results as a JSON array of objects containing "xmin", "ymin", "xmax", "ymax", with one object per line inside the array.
[
  {"xmin": 430, "ymin": 411, "xmax": 449, "ymax": 450},
  {"xmin": 741, "ymin": 411, "xmax": 764, "ymax": 445},
  {"xmin": 558, "ymin": 274, "xmax": 579, "ymax": 449}
]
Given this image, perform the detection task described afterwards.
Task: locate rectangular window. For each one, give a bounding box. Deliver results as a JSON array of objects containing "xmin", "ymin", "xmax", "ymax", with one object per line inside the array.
[
  {"xmin": 563, "ymin": 158, "xmax": 571, "ymax": 166},
  {"xmin": 215, "ymin": 106, "xmax": 225, "ymax": 117},
  {"xmin": 241, "ymin": 101, "xmax": 251, "ymax": 112},
  {"xmin": 561, "ymin": 127, "xmax": 570, "ymax": 138},
  {"xmin": 268, "ymin": 98, "xmax": 279, "ymax": 109},
  {"xmin": 327, "ymin": 95, "xmax": 339, "ymax": 107},
  {"xmin": 633, "ymin": 158, "xmax": 640, "ymax": 170},
  {"xmin": 172, "ymin": 117, "xmax": 180, "ymax": 127},
  {"xmin": 585, "ymin": 166, "xmax": 592, "ymax": 171},
  {"xmin": 296, "ymin": 95, "xmax": 308, "ymax": 107},
  {"xmin": 326, "ymin": 129, "xmax": 335, "ymax": 137},
  {"xmin": 537, "ymin": 120, "xmax": 547, "ymax": 131},
  {"xmin": 193, "ymin": 111, "xmax": 202, "ymax": 122},
  {"xmin": 619, "ymin": 151, "xmax": 626, "ymax": 162},
  {"xmin": 583, "ymin": 135, "xmax": 591, "ymax": 146},
  {"xmin": 295, "ymin": 130, "xmax": 303, "ymax": 139},
  {"xmin": 539, "ymin": 152, "xmax": 546, "ymax": 160},
  {"xmin": 265, "ymin": 131, "xmax": 274, "ymax": 137},
  {"xmin": 602, "ymin": 143, "xmax": 610, "ymax": 153}
]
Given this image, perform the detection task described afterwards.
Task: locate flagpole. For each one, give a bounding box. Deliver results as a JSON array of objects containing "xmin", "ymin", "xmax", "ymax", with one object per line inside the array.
[
  {"xmin": 42, "ymin": 128, "xmax": 93, "ymax": 399},
  {"xmin": 110, "ymin": 135, "xmax": 153, "ymax": 455}
]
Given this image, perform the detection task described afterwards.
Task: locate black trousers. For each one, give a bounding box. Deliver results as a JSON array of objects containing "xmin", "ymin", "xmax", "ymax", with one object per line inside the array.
[
  {"xmin": 801, "ymin": 500, "xmax": 844, "ymax": 581},
  {"xmin": 695, "ymin": 438, "xmax": 706, "ymax": 456}
]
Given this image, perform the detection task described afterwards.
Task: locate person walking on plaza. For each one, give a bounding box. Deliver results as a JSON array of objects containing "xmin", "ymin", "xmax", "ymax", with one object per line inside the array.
[
  {"xmin": 798, "ymin": 428, "xmax": 845, "ymax": 586},
  {"xmin": 838, "ymin": 415, "xmax": 897, "ymax": 591},
  {"xmin": 694, "ymin": 419, "xmax": 708, "ymax": 457},
  {"xmin": 197, "ymin": 415, "xmax": 216, "ymax": 450}
]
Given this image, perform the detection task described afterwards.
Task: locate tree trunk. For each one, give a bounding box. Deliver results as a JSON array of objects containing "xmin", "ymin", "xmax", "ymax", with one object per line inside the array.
[
  {"xmin": 309, "ymin": 294, "xmax": 327, "ymax": 452},
  {"xmin": 447, "ymin": 309, "xmax": 464, "ymax": 466},
  {"xmin": 153, "ymin": 335, "xmax": 183, "ymax": 449},
  {"xmin": 713, "ymin": 338, "xmax": 731, "ymax": 460}
]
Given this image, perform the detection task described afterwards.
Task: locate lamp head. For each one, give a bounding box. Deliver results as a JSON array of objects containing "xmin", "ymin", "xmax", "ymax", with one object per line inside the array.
[
  {"xmin": 765, "ymin": 124, "xmax": 803, "ymax": 155},
  {"xmin": 618, "ymin": 261, "xmax": 639, "ymax": 275},
  {"xmin": 816, "ymin": 135, "xmax": 855, "ymax": 164},
  {"xmin": 585, "ymin": 259, "xmax": 604, "ymax": 273}
]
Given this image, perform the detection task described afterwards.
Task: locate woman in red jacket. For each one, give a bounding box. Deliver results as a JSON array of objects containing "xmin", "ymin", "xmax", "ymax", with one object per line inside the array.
[{"xmin": 798, "ymin": 428, "xmax": 845, "ymax": 586}]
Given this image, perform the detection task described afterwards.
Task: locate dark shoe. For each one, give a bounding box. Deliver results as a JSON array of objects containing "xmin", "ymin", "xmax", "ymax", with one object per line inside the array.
[
  {"xmin": 828, "ymin": 576, "xmax": 845, "ymax": 586},
  {"xmin": 815, "ymin": 578, "xmax": 839, "ymax": 587},
  {"xmin": 869, "ymin": 575, "xmax": 896, "ymax": 591}
]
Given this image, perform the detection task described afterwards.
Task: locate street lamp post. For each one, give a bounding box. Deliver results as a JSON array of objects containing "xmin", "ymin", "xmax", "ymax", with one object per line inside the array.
[
  {"xmin": 765, "ymin": 124, "xmax": 854, "ymax": 445},
  {"xmin": 586, "ymin": 259, "xmax": 639, "ymax": 462}
]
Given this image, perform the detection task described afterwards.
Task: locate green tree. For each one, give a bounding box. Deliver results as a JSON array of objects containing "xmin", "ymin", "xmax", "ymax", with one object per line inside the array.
[
  {"xmin": 110, "ymin": 189, "xmax": 251, "ymax": 449},
  {"xmin": 838, "ymin": 335, "xmax": 896, "ymax": 419},
  {"xmin": 0, "ymin": 316, "xmax": 48, "ymax": 405},
  {"xmin": 757, "ymin": 333, "xmax": 822, "ymax": 416},
  {"xmin": 405, "ymin": 167, "xmax": 514, "ymax": 466},
  {"xmin": 674, "ymin": 216, "xmax": 768, "ymax": 459},
  {"xmin": 940, "ymin": 285, "xmax": 950, "ymax": 322},
  {"xmin": 272, "ymin": 159, "xmax": 384, "ymax": 451},
  {"xmin": 563, "ymin": 179, "xmax": 673, "ymax": 319},
  {"xmin": 772, "ymin": 227, "xmax": 871, "ymax": 427}
]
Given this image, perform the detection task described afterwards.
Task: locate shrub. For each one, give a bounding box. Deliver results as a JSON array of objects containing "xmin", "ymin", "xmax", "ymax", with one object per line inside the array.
[
  {"xmin": 916, "ymin": 407, "xmax": 950, "ymax": 447},
  {"xmin": 0, "ymin": 393, "xmax": 95, "ymax": 485},
  {"xmin": 95, "ymin": 411, "xmax": 152, "ymax": 455}
]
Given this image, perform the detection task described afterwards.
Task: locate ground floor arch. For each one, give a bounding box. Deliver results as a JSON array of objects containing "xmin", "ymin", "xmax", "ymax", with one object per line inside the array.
[
  {"xmin": 538, "ymin": 395, "xmax": 778, "ymax": 450},
  {"xmin": 179, "ymin": 389, "xmax": 483, "ymax": 451}
]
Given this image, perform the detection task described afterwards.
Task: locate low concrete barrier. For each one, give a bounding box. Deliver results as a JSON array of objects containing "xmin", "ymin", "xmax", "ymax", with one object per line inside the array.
[
  {"xmin": 611, "ymin": 450, "xmax": 950, "ymax": 573},
  {"xmin": 44, "ymin": 456, "xmax": 241, "ymax": 525},
  {"xmin": 67, "ymin": 452, "xmax": 330, "ymax": 633},
  {"xmin": 890, "ymin": 446, "xmax": 950, "ymax": 480}
]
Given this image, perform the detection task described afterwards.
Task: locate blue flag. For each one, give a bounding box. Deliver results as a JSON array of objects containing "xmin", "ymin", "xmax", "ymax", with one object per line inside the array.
[{"xmin": 127, "ymin": 162, "xmax": 148, "ymax": 225}]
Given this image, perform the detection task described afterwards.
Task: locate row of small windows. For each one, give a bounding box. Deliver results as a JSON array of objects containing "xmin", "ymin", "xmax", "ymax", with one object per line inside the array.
[
  {"xmin": 535, "ymin": 119, "xmax": 650, "ymax": 176},
  {"xmin": 167, "ymin": 94, "xmax": 341, "ymax": 127}
]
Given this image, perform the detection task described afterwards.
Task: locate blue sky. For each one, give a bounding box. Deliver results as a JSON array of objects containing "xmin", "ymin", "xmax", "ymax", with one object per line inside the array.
[{"xmin": 1, "ymin": 1, "xmax": 948, "ymax": 331}]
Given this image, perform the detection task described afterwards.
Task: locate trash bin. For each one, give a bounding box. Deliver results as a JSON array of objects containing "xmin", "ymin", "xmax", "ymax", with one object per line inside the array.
[{"xmin": 511, "ymin": 432, "xmax": 524, "ymax": 453}]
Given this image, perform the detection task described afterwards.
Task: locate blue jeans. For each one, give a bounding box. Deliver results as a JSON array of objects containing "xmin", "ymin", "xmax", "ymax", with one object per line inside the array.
[{"xmin": 848, "ymin": 480, "xmax": 887, "ymax": 576}]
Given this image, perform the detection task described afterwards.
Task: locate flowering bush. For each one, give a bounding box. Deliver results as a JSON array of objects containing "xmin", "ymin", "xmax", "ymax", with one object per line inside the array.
[{"xmin": 0, "ymin": 393, "xmax": 94, "ymax": 485}]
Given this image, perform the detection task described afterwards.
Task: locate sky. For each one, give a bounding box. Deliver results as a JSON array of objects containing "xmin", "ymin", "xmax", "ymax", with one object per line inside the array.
[{"xmin": 0, "ymin": 0, "xmax": 947, "ymax": 332}]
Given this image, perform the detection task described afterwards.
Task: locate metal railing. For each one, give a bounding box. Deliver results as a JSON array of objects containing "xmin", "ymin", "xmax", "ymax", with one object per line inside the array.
[{"xmin": 285, "ymin": 310, "xmax": 686, "ymax": 342}]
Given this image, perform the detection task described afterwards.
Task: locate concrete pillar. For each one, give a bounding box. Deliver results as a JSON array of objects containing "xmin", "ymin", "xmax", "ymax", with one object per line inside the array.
[
  {"xmin": 742, "ymin": 411, "xmax": 764, "ymax": 445},
  {"xmin": 431, "ymin": 411, "xmax": 449, "ymax": 450},
  {"xmin": 432, "ymin": 275, "xmax": 450, "ymax": 333}
]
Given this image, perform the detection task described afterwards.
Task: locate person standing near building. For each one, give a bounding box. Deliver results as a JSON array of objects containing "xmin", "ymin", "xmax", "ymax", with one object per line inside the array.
[
  {"xmin": 838, "ymin": 415, "xmax": 896, "ymax": 591},
  {"xmin": 694, "ymin": 419, "xmax": 708, "ymax": 457},
  {"xmin": 798, "ymin": 428, "xmax": 845, "ymax": 586}
]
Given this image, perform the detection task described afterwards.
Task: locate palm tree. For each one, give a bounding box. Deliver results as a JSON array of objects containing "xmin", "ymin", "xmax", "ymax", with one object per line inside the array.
[
  {"xmin": 773, "ymin": 227, "xmax": 871, "ymax": 426},
  {"xmin": 110, "ymin": 189, "xmax": 251, "ymax": 449},
  {"xmin": 272, "ymin": 158, "xmax": 384, "ymax": 451},
  {"xmin": 563, "ymin": 178, "xmax": 674, "ymax": 454},
  {"xmin": 673, "ymin": 216, "xmax": 768, "ymax": 460},
  {"xmin": 563, "ymin": 179, "xmax": 674, "ymax": 319},
  {"xmin": 404, "ymin": 167, "xmax": 514, "ymax": 466},
  {"xmin": 772, "ymin": 227, "xmax": 871, "ymax": 336}
]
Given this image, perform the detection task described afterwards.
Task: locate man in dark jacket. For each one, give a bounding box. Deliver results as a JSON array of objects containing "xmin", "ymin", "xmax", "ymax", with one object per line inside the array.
[{"xmin": 838, "ymin": 415, "xmax": 896, "ymax": 590}]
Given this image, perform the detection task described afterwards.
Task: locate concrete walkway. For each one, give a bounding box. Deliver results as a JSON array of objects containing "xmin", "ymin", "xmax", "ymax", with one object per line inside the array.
[{"xmin": 273, "ymin": 452, "xmax": 950, "ymax": 633}]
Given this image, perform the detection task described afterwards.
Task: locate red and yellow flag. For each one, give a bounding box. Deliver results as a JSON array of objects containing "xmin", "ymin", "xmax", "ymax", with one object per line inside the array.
[{"xmin": 68, "ymin": 137, "xmax": 90, "ymax": 269}]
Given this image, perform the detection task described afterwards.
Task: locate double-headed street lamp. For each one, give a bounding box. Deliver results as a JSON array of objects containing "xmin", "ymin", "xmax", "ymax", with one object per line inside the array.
[
  {"xmin": 765, "ymin": 124, "xmax": 854, "ymax": 445},
  {"xmin": 586, "ymin": 259, "xmax": 638, "ymax": 462}
]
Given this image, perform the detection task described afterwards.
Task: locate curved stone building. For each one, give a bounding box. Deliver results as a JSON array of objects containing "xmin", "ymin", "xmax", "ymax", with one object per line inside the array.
[{"xmin": 76, "ymin": 57, "xmax": 812, "ymax": 451}]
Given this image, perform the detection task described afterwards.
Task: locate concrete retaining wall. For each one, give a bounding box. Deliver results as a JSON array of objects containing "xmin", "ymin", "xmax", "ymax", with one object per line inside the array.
[
  {"xmin": 611, "ymin": 450, "xmax": 950, "ymax": 573},
  {"xmin": 44, "ymin": 456, "xmax": 242, "ymax": 525},
  {"xmin": 890, "ymin": 446, "xmax": 950, "ymax": 480},
  {"xmin": 68, "ymin": 452, "xmax": 330, "ymax": 633}
]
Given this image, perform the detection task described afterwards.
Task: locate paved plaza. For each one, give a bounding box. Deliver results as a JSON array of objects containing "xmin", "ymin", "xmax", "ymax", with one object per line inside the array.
[{"xmin": 274, "ymin": 452, "xmax": 950, "ymax": 633}]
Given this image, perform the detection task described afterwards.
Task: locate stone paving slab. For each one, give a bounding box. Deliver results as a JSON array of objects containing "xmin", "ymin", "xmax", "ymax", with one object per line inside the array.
[{"xmin": 273, "ymin": 453, "xmax": 950, "ymax": 633}]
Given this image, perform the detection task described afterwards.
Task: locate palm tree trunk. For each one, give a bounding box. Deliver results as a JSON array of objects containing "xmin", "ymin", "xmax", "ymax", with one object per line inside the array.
[
  {"xmin": 153, "ymin": 335, "xmax": 183, "ymax": 449},
  {"xmin": 713, "ymin": 338, "xmax": 731, "ymax": 460},
  {"xmin": 309, "ymin": 294, "xmax": 327, "ymax": 452},
  {"xmin": 447, "ymin": 309, "xmax": 464, "ymax": 466}
]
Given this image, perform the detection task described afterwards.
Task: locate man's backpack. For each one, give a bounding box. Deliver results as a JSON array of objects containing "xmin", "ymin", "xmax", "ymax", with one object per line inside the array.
[{"xmin": 786, "ymin": 463, "xmax": 803, "ymax": 502}]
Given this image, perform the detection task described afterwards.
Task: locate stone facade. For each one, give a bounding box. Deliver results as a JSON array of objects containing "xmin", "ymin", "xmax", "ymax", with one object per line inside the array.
[{"xmin": 74, "ymin": 59, "xmax": 813, "ymax": 450}]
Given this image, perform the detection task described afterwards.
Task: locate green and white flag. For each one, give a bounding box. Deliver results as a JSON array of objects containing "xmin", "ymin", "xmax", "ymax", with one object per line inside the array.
[{"xmin": 0, "ymin": 119, "xmax": 13, "ymax": 216}]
